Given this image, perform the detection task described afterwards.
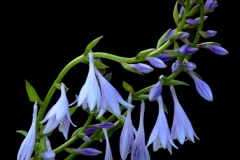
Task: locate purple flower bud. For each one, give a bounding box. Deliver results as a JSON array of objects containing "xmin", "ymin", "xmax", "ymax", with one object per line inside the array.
[
  {"xmin": 89, "ymin": 122, "xmax": 115, "ymax": 129},
  {"xmin": 206, "ymin": 30, "xmax": 217, "ymax": 37},
  {"xmin": 65, "ymin": 148, "xmax": 102, "ymax": 156},
  {"xmin": 205, "ymin": 0, "xmax": 218, "ymax": 13},
  {"xmin": 186, "ymin": 19, "xmax": 197, "ymax": 26},
  {"xmin": 84, "ymin": 128, "xmax": 96, "ymax": 134},
  {"xmin": 149, "ymin": 81, "xmax": 162, "ymax": 101},
  {"xmin": 179, "ymin": 32, "xmax": 190, "ymax": 40},
  {"xmin": 209, "ymin": 1, "xmax": 218, "ymax": 10},
  {"xmin": 163, "ymin": 29, "xmax": 175, "ymax": 43},
  {"xmin": 82, "ymin": 135, "xmax": 91, "ymax": 142},
  {"xmin": 171, "ymin": 60, "xmax": 181, "ymax": 73},
  {"xmin": 145, "ymin": 57, "xmax": 167, "ymax": 68},
  {"xmin": 103, "ymin": 128, "xmax": 113, "ymax": 160},
  {"xmin": 179, "ymin": 6, "xmax": 184, "ymax": 19},
  {"xmin": 188, "ymin": 71, "xmax": 213, "ymax": 101},
  {"xmin": 180, "ymin": 43, "xmax": 199, "ymax": 54},
  {"xmin": 200, "ymin": 45, "xmax": 229, "ymax": 55},
  {"xmin": 129, "ymin": 63, "xmax": 154, "ymax": 73},
  {"xmin": 185, "ymin": 61, "xmax": 196, "ymax": 71},
  {"xmin": 195, "ymin": 16, "xmax": 208, "ymax": 23},
  {"xmin": 156, "ymin": 53, "xmax": 175, "ymax": 62}
]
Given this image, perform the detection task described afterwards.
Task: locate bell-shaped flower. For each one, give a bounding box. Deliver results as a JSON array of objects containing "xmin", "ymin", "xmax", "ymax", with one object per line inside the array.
[
  {"xmin": 145, "ymin": 57, "xmax": 167, "ymax": 68},
  {"xmin": 170, "ymin": 86, "xmax": 199, "ymax": 145},
  {"xmin": 147, "ymin": 96, "xmax": 178, "ymax": 154},
  {"xmin": 198, "ymin": 45, "xmax": 228, "ymax": 55},
  {"xmin": 40, "ymin": 84, "xmax": 76, "ymax": 140},
  {"xmin": 156, "ymin": 53, "xmax": 175, "ymax": 62},
  {"xmin": 103, "ymin": 128, "xmax": 113, "ymax": 160},
  {"xmin": 64, "ymin": 148, "xmax": 102, "ymax": 156},
  {"xmin": 17, "ymin": 101, "xmax": 38, "ymax": 160},
  {"xmin": 131, "ymin": 101, "xmax": 149, "ymax": 160},
  {"xmin": 179, "ymin": 43, "xmax": 199, "ymax": 54},
  {"xmin": 77, "ymin": 51, "xmax": 102, "ymax": 111},
  {"xmin": 120, "ymin": 92, "xmax": 134, "ymax": 160},
  {"xmin": 40, "ymin": 136, "xmax": 55, "ymax": 160},
  {"xmin": 188, "ymin": 71, "xmax": 213, "ymax": 101},
  {"xmin": 171, "ymin": 59, "xmax": 181, "ymax": 73},
  {"xmin": 149, "ymin": 81, "xmax": 162, "ymax": 102},
  {"xmin": 128, "ymin": 63, "xmax": 154, "ymax": 73},
  {"xmin": 94, "ymin": 67, "xmax": 134, "ymax": 117}
]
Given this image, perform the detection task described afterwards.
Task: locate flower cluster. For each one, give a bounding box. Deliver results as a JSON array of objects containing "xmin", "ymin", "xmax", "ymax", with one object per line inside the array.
[{"xmin": 18, "ymin": 0, "xmax": 227, "ymax": 159}]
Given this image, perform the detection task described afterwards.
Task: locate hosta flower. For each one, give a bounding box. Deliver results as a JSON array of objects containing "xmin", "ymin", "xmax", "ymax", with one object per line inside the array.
[
  {"xmin": 171, "ymin": 59, "xmax": 181, "ymax": 73},
  {"xmin": 77, "ymin": 51, "xmax": 102, "ymax": 111},
  {"xmin": 179, "ymin": 43, "xmax": 199, "ymax": 54},
  {"xmin": 198, "ymin": 45, "xmax": 228, "ymax": 55},
  {"xmin": 17, "ymin": 101, "xmax": 38, "ymax": 160},
  {"xmin": 149, "ymin": 81, "xmax": 162, "ymax": 102},
  {"xmin": 128, "ymin": 63, "xmax": 154, "ymax": 73},
  {"xmin": 40, "ymin": 84, "xmax": 76, "ymax": 140},
  {"xmin": 188, "ymin": 71, "xmax": 213, "ymax": 101},
  {"xmin": 147, "ymin": 96, "xmax": 177, "ymax": 154},
  {"xmin": 145, "ymin": 57, "xmax": 167, "ymax": 68},
  {"xmin": 94, "ymin": 67, "xmax": 134, "ymax": 117},
  {"xmin": 65, "ymin": 148, "xmax": 102, "ymax": 156},
  {"xmin": 103, "ymin": 128, "xmax": 113, "ymax": 160},
  {"xmin": 131, "ymin": 101, "xmax": 150, "ymax": 160},
  {"xmin": 40, "ymin": 136, "xmax": 55, "ymax": 160},
  {"xmin": 170, "ymin": 86, "xmax": 199, "ymax": 145},
  {"xmin": 120, "ymin": 92, "xmax": 134, "ymax": 160}
]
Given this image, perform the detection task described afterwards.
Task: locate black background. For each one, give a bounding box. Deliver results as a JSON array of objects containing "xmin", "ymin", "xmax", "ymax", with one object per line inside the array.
[{"xmin": 3, "ymin": 0, "xmax": 236, "ymax": 159}]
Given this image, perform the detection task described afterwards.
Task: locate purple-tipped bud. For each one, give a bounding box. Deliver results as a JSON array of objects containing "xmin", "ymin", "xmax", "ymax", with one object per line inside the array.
[
  {"xmin": 179, "ymin": 32, "xmax": 190, "ymax": 40},
  {"xmin": 171, "ymin": 60, "xmax": 181, "ymax": 73},
  {"xmin": 186, "ymin": 19, "xmax": 197, "ymax": 26},
  {"xmin": 185, "ymin": 61, "xmax": 196, "ymax": 71},
  {"xmin": 146, "ymin": 57, "xmax": 167, "ymax": 68},
  {"xmin": 200, "ymin": 45, "xmax": 229, "ymax": 55},
  {"xmin": 188, "ymin": 71, "xmax": 213, "ymax": 101},
  {"xmin": 195, "ymin": 16, "xmax": 208, "ymax": 23},
  {"xmin": 163, "ymin": 29, "xmax": 175, "ymax": 43},
  {"xmin": 65, "ymin": 148, "xmax": 102, "ymax": 156},
  {"xmin": 149, "ymin": 81, "xmax": 162, "ymax": 101},
  {"xmin": 180, "ymin": 43, "xmax": 199, "ymax": 54},
  {"xmin": 199, "ymin": 30, "xmax": 217, "ymax": 38},
  {"xmin": 179, "ymin": 6, "xmax": 184, "ymax": 19},
  {"xmin": 205, "ymin": 0, "xmax": 218, "ymax": 13},
  {"xmin": 82, "ymin": 135, "xmax": 91, "ymax": 142},
  {"xmin": 129, "ymin": 63, "xmax": 154, "ymax": 73},
  {"xmin": 84, "ymin": 128, "xmax": 96, "ymax": 134},
  {"xmin": 89, "ymin": 122, "xmax": 115, "ymax": 129},
  {"xmin": 156, "ymin": 53, "xmax": 175, "ymax": 62}
]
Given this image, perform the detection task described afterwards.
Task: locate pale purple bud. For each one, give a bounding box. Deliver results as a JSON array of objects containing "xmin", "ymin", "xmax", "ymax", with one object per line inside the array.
[
  {"xmin": 89, "ymin": 122, "xmax": 115, "ymax": 129},
  {"xmin": 66, "ymin": 148, "xmax": 102, "ymax": 156},
  {"xmin": 205, "ymin": 0, "xmax": 218, "ymax": 13},
  {"xmin": 40, "ymin": 136, "xmax": 55, "ymax": 160},
  {"xmin": 185, "ymin": 61, "xmax": 196, "ymax": 71},
  {"xmin": 180, "ymin": 43, "xmax": 199, "ymax": 54},
  {"xmin": 149, "ymin": 81, "xmax": 162, "ymax": 101},
  {"xmin": 209, "ymin": 1, "xmax": 218, "ymax": 10},
  {"xmin": 188, "ymin": 71, "xmax": 213, "ymax": 101},
  {"xmin": 129, "ymin": 63, "xmax": 154, "ymax": 73},
  {"xmin": 195, "ymin": 16, "xmax": 208, "ymax": 23},
  {"xmin": 179, "ymin": 32, "xmax": 190, "ymax": 40},
  {"xmin": 186, "ymin": 19, "xmax": 197, "ymax": 25},
  {"xmin": 205, "ymin": 30, "xmax": 217, "ymax": 37},
  {"xmin": 179, "ymin": 6, "xmax": 184, "ymax": 19},
  {"xmin": 82, "ymin": 135, "xmax": 91, "ymax": 142},
  {"xmin": 163, "ymin": 29, "xmax": 175, "ymax": 43},
  {"xmin": 156, "ymin": 53, "xmax": 175, "ymax": 62},
  {"xmin": 171, "ymin": 60, "xmax": 181, "ymax": 73},
  {"xmin": 146, "ymin": 57, "xmax": 167, "ymax": 68},
  {"xmin": 200, "ymin": 45, "xmax": 229, "ymax": 55},
  {"xmin": 84, "ymin": 128, "xmax": 96, "ymax": 135}
]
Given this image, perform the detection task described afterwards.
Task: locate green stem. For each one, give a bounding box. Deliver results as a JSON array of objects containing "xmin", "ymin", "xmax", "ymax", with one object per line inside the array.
[
  {"xmin": 53, "ymin": 114, "xmax": 94, "ymax": 153},
  {"xmin": 36, "ymin": 55, "xmax": 86, "ymax": 132}
]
